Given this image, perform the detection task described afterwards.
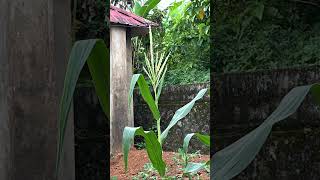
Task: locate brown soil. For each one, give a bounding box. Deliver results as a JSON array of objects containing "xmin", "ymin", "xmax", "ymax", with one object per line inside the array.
[{"xmin": 110, "ymin": 148, "xmax": 210, "ymax": 179}]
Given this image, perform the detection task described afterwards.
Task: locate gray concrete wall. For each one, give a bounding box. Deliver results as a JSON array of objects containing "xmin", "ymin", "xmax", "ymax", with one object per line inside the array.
[
  {"xmin": 0, "ymin": 0, "xmax": 74, "ymax": 179},
  {"xmin": 212, "ymin": 66, "xmax": 320, "ymax": 179},
  {"xmin": 110, "ymin": 26, "xmax": 134, "ymax": 154}
]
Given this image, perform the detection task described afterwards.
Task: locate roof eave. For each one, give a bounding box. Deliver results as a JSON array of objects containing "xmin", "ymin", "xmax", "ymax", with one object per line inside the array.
[{"xmin": 110, "ymin": 22, "xmax": 159, "ymax": 37}]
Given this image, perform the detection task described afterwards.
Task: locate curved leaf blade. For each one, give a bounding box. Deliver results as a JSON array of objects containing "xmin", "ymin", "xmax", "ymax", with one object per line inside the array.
[
  {"xmin": 56, "ymin": 39, "xmax": 109, "ymax": 175},
  {"xmin": 132, "ymin": 1, "xmax": 142, "ymax": 15},
  {"xmin": 184, "ymin": 161, "xmax": 210, "ymax": 174},
  {"xmin": 128, "ymin": 74, "xmax": 160, "ymax": 121},
  {"xmin": 212, "ymin": 84, "xmax": 320, "ymax": 180},
  {"xmin": 160, "ymin": 88, "xmax": 207, "ymax": 143},
  {"xmin": 123, "ymin": 127, "xmax": 166, "ymax": 176},
  {"xmin": 133, "ymin": 0, "xmax": 160, "ymax": 17},
  {"xmin": 182, "ymin": 133, "xmax": 210, "ymax": 174},
  {"xmin": 87, "ymin": 40, "xmax": 110, "ymax": 116},
  {"xmin": 183, "ymin": 133, "xmax": 210, "ymax": 154}
]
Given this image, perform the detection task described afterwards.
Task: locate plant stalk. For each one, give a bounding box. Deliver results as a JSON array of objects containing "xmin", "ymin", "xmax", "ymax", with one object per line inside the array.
[
  {"xmin": 157, "ymin": 118, "xmax": 161, "ymax": 145},
  {"xmin": 154, "ymin": 90, "xmax": 162, "ymax": 145}
]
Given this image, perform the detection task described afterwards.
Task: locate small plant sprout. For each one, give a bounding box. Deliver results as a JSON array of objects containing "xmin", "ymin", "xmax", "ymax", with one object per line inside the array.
[{"xmin": 182, "ymin": 133, "xmax": 210, "ymax": 174}]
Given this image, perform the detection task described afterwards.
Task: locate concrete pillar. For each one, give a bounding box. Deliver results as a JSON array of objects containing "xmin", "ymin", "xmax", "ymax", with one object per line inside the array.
[
  {"xmin": 110, "ymin": 26, "xmax": 134, "ymax": 154},
  {"xmin": 0, "ymin": 0, "xmax": 74, "ymax": 179},
  {"xmin": 126, "ymin": 30, "xmax": 134, "ymax": 125}
]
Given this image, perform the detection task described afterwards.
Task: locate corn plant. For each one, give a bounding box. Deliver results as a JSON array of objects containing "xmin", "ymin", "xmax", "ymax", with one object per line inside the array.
[
  {"xmin": 122, "ymin": 27, "xmax": 208, "ymax": 177},
  {"xmin": 143, "ymin": 26, "xmax": 170, "ymax": 142}
]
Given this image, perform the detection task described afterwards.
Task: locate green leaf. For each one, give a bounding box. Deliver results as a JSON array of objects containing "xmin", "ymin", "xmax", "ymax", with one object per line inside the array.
[
  {"xmin": 168, "ymin": 0, "xmax": 191, "ymax": 23},
  {"xmin": 56, "ymin": 39, "xmax": 109, "ymax": 175},
  {"xmin": 184, "ymin": 161, "xmax": 209, "ymax": 174},
  {"xmin": 156, "ymin": 65, "xmax": 167, "ymax": 102},
  {"xmin": 212, "ymin": 84, "xmax": 320, "ymax": 180},
  {"xmin": 132, "ymin": 1, "xmax": 142, "ymax": 15},
  {"xmin": 160, "ymin": 88, "xmax": 207, "ymax": 143},
  {"xmin": 183, "ymin": 133, "xmax": 210, "ymax": 154},
  {"xmin": 252, "ymin": 2, "xmax": 264, "ymax": 21},
  {"xmin": 129, "ymin": 74, "xmax": 160, "ymax": 121},
  {"xmin": 133, "ymin": 0, "xmax": 160, "ymax": 17},
  {"xmin": 182, "ymin": 133, "xmax": 210, "ymax": 174},
  {"xmin": 87, "ymin": 40, "xmax": 110, "ymax": 117},
  {"xmin": 123, "ymin": 127, "xmax": 166, "ymax": 176}
]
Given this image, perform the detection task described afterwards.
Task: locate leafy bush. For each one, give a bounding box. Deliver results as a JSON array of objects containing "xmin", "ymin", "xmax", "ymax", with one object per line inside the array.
[
  {"xmin": 214, "ymin": 0, "xmax": 320, "ymax": 73},
  {"xmin": 162, "ymin": 0, "xmax": 210, "ymax": 85}
]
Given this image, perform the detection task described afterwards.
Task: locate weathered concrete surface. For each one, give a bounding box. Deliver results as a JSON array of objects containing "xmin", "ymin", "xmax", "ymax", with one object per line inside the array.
[
  {"xmin": 134, "ymin": 83, "xmax": 210, "ymax": 154},
  {"xmin": 0, "ymin": 0, "xmax": 74, "ymax": 179},
  {"xmin": 110, "ymin": 27, "xmax": 134, "ymax": 154},
  {"xmin": 212, "ymin": 66, "xmax": 320, "ymax": 179},
  {"xmin": 0, "ymin": 1, "xmax": 11, "ymax": 179}
]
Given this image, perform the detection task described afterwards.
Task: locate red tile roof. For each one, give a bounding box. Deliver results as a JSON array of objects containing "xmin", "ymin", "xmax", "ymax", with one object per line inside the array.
[{"xmin": 110, "ymin": 5, "xmax": 158, "ymax": 27}]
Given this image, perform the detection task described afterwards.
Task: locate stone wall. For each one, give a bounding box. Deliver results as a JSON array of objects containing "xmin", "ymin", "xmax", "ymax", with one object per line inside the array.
[
  {"xmin": 212, "ymin": 65, "xmax": 320, "ymax": 179},
  {"xmin": 134, "ymin": 83, "xmax": 210, "ymax": 154}
]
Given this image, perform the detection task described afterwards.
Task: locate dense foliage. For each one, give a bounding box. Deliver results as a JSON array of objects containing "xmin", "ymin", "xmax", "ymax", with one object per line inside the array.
[
  {"xmin": 75, "ymin": 0, "xmax": 209, "ymax": 85},
  {"xmin": 74, "ymin": 0, "xmax": 109, "ymax": 41},
  {"xmin": 214, "ymin": 0, "xmax": 320, "ymax": 73},
  {"xmin": 133, "ymin": 0, "xmax": 210, "ymax": 85}
]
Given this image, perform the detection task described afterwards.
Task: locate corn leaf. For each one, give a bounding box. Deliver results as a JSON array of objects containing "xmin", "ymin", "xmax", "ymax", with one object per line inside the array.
[
  {"xmin": 128, "ymin": 74, "xmax": 160, "ymax": 121},
  {"xmin": 184, "ymin": 161, "xmax": 210, "ymax": 174},
  {"xmin": 183, "ymin": 133, "xmax": 210, "ymax": 154},
  {"xmin": 122, "ymin": 127, "xmax": 166, "ymax": 176},
  {"xmin": 56, "ymin": 39, "xmax": 109, "ymax": 175},
  {"xmin": 160, "ymin": 89, "xmax": 207, "ymax": 143},
  {"xmin": 212, "ymin": 84, "xmax": 320, "ymax": 180},
  {"xmin": 156, "ymin": 65, "xmax": 167, "ymax": 102},
  {"xmin": 87, "ymin": 41, "xmax": 110, "ymax": 116}
]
